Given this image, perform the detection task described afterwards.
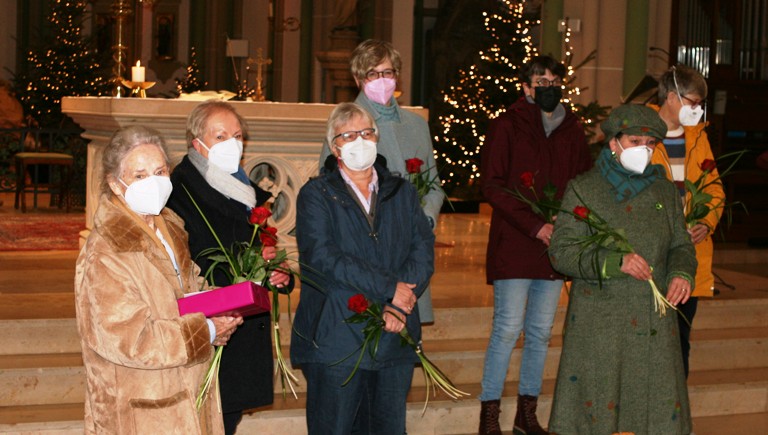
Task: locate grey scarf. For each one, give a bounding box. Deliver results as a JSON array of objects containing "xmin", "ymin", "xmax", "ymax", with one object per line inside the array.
[
  {"xmin": 525, "ymin": 95, "xmax": 565, "ymax": 137},
  {"xmin": 187, "ymin": 148, "xmax": 256, "ymax": 208}
]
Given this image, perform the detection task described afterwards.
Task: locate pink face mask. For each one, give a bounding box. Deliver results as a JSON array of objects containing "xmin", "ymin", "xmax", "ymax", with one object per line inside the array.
[{"xmin": 363, "ymin": 77, "xmax": 396, "ymax": 105}]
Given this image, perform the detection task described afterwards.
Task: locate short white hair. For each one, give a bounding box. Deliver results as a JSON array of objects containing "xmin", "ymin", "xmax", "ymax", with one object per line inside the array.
[{"xmin": 326, "ymin": 102, "xmax": 378, "ymax": 148}]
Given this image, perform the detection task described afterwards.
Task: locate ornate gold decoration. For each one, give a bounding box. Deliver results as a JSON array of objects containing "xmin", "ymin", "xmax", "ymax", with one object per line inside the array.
[{"xmin": 247, "ymin": 48, "xmax": 273, "ymax": 102}]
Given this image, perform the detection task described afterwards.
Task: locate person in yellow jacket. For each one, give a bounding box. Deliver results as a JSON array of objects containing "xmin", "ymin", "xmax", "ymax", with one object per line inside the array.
[{"xmin": 650, "ymin": 64, "xmax": 725, "ymax": 378}]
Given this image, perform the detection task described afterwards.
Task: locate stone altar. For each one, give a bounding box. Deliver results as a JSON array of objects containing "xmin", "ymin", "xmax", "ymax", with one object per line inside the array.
[{"xmin": 61, "ymin": 97, "xmax": 428, "ymax": 247}]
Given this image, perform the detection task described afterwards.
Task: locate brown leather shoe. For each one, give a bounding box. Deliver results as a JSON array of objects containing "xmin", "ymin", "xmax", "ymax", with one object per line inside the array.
[
  {"xmin": 513, "ymin": 394, "xmax": 548, "ymax": 435},
  {"xmin": 479, "ymin": 399, "xmax": 502, "ymax": 435}
]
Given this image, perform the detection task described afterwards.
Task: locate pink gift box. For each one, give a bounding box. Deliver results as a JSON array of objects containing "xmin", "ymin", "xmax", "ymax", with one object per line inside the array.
[{"xmin": 178, "ymin": 281, "xmax": 271, "ymax": 318}]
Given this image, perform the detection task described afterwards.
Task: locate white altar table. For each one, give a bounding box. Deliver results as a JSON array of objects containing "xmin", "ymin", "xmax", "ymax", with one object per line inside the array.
[{"xmin": 61, "ymin": 97, "xmax": 427, "ymax": 247}]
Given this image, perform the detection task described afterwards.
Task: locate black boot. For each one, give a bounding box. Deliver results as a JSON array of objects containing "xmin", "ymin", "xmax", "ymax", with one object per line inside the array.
[
  {"xmin": 479, "ymin": 399, "xmax": 502, "ymax": 435},
  {"xmin": 513, "ymin": 395, "xmax": 547, "ymax": 435}
]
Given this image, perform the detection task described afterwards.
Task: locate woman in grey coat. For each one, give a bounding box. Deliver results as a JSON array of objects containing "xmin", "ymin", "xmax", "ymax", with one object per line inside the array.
[{"xmin": 548, "ymin": 104, "xmax": 697, "ymax": 435}]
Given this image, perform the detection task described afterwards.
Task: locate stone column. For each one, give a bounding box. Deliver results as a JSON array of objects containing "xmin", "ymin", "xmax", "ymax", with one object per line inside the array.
[
  {"xmin": 623, "ymin": 0, "xmax": 650, "ymax": 97},
  {"xmin": 541, "ymin": 0, "xmax": 564, "ymax": 58}
]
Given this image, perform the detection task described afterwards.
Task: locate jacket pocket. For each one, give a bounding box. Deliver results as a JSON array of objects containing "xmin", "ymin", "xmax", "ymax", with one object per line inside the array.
[{"xmin": 129, "ymin": 391, "xmax": 196, "ymax": 434}]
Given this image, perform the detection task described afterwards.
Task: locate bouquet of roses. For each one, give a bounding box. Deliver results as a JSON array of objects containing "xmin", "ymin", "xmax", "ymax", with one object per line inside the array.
[
  {"xmin": 183, "ymin": 186, "xmax": 299, "ymax": 409},
  {"xmin": 405, "ymin": 157, "xmax": 445, "ymax": 206},
  {"xmin": 505, "ymin": 171, "xmax": 560, "ymax": 223},
  {"xmin": 567, "ymin": 202, "xmax": 681, "ymax": 319},
  {"xmin": 684, "ymin": 150, "xmax": 748, "ymax": 228},
  {"xmin": 339, "ymin": 294, "xmax": 469, "ymax": 413}
]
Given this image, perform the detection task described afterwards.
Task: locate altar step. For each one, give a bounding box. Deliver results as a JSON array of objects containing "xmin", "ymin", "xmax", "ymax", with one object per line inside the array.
[{"xmin": 1, "ymin": 299, "xmax": 767, "ymax": 434}]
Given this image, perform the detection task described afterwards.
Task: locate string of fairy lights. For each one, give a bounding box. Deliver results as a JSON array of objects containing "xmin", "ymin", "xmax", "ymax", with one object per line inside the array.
[{"xmin": 434, "ymin": 0, "xmax": 587, "ymax": 191}]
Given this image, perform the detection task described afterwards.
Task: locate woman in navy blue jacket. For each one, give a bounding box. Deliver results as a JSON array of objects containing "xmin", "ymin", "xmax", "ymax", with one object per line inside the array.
[{"xmin": 291, "ymin": 102, "xmax": 435, "ymax": 434}]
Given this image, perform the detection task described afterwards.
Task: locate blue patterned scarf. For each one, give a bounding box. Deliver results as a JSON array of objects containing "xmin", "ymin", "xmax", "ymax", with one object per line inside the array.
[{"xmin": 597, "ymin": 147, "xmax": 664, "ymax": 201}]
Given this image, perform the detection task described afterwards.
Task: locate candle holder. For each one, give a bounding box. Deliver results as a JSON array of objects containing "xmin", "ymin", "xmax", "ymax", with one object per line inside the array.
[{"xmin": 120, "ymin": 80, "xmax": 156, "ymax": 98}]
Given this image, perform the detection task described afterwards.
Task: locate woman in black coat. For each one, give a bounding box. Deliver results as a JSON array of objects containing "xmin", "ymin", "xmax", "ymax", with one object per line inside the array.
[{"xmin": 167, "ymin": 100, "xmax": 292, "ymax": 434}]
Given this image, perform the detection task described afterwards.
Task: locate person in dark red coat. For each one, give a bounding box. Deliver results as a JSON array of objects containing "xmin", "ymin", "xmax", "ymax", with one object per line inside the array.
[{"xmin": 477, "ymin": 56, "xmax": 593, "ymax": 435}]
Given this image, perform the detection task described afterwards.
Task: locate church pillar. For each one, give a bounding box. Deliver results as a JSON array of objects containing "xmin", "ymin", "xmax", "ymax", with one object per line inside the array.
[
  {"xmin": 299, "ymin": 0, "xmax": 314, "ymax": 102},
  {"xmin": 359, "ymin": 0, "xmax": 375, "ymax": 41},
  {"xmin": 623, "ymin": 0, "xmax": 649, "ymax": 97},
  {"xmin": 541, "ymin": 0, "xmax": 564, "ymax": 58},
  {"xmin": 391, "ymin": 0, "xmax": 413, "ymax": 104},
  {"xmin": 315, "ymin": 30, "xmax": 359, "ymax": 104},
  {"xmin": 315, "ymin": 0, "xmax": 361, "ymax": 103},
  {"xmin": 272, "ymin": 0, "xmax": 302, "ymax": 102},
  {"xmin": 194, "ymin": 0, "xmax": 239, "ymax": 92}
]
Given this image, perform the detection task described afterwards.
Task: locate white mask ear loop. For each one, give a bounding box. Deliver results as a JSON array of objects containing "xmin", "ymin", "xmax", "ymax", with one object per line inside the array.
[
  {"xmin": 118, "ymin": 178, "xmax": 130, "ymax": 196},
  {"xmin": 672, "ymin": 66, "xmax": 685, "ymax": 105},
  {"xmin": 197, "ymin": 139, "xmax": 211, "ymax": 152}
]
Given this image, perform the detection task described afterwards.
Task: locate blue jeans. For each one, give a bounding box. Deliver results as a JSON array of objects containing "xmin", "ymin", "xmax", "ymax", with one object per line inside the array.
[
  {"xmin": 479, "ymin": 279, "xmax": 562, "ymax": 400},
  {"xmin": 302, "ymin": 362, "xmax": 413, "ymax": 434}
]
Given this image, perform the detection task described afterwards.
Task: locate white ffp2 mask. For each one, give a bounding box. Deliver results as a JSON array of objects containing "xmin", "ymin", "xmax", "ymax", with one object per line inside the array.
[
  {"xmin": 120, "ymin": 175, "xmax": 173, "ymax": 215},
  {"xmin": 617, "ymin": 142, "xmax": 652, "ymax": 174},
  {"xmin": 199, "ymin": 137, "xmax": 243, "ymax": 173},
  {"xmin": 678, "ymin": 103, "xmax": 704, "ymax": 126},
  {"xmin": 337, "ymin": 137, "xmax": 377, "ymax": 171}
]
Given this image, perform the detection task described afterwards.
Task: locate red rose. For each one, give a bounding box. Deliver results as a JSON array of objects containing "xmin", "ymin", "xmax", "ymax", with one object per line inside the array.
[
  {"xmin": 348, "ymin": 294, "xmax": 369, "ymax": 314},
  {"xmin": 249, "ymin": 206, "xmax": 272, "ymax": 226},
  {"xmin": 259, "ymin": 226, "xmax": 278, "ymax": 247},
  {"xmin": 573, "ymin": 205, "xmax": 590, "ymax": 220},
  {"xmin": 700, "ymin": 159, "xmax": 717, "ymax": 172},
  {"xmin": 405, "ymin": 158, "xmax": 424, "ymax": 174},
  {"xmin": 520, "ymin": 171, "xmax": 535, "ymax": 188}
]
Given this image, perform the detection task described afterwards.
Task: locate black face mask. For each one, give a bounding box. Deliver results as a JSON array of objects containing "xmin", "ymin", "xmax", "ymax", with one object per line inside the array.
[{"xmin": 533, "ymin": 86, "xmax": 562, "ymax": 113}]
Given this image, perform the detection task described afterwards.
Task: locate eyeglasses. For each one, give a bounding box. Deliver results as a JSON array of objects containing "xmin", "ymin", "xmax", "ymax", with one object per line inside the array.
[
  {"xmin": 365, "ymin": 69, "xmax": 397, "ymax": 81},
  {"xmin": 332, "ymin": 128, "xmax": 377, "ymax": 143},
  {"xmin": 534, "ymin": 77, "xmax": 562, "ymax": 87},
  {"xmin": 681, "ymin": 95, "xmax": 703, "ymax": 108}
]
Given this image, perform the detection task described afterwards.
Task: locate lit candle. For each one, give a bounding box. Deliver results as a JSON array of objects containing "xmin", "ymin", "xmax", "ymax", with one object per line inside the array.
[{"xmin": 131, "ymin": 60, "xmax": 145, "ymax": 83}]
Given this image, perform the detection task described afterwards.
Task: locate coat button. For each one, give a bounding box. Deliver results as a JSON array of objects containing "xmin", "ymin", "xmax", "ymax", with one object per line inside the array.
[{"xmin": 259, "ymin": 322, "xmax": 266, "ymax": 330}]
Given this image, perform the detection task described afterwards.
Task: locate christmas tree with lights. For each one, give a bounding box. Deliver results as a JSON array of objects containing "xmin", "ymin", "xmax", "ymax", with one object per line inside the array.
[
  {"xmin": 432, "ymin": 1, "xmax": 607, "ymax": 197},
  {"xmin": 176, "ymin": 47, "xmax": 208, "ymax": 95},
  {"xmin": 432, "ymin": 0, "xmax": 539, "ymax": 197},
  {"xmin": 13, "ymin": 0, "xmax": 111, "ymax": 129}
]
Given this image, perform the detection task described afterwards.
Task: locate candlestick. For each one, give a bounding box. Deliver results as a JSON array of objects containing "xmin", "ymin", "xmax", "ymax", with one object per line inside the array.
[
  {"xmin": 111, "ymin": 0, "xmax": 133, "ymax": 97},
  {"xmin": 132, "ymin": 60, "xmax": 145, "ymax": 83},
  {"xmin": 120, "ymin": 80, "xmax": 156, "ymax": 98}
]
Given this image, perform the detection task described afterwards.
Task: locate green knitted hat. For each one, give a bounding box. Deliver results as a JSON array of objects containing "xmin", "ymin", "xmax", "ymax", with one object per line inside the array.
[{"xmin": 600, "ymin": 104, "xmax": 667, "ymax": 141}]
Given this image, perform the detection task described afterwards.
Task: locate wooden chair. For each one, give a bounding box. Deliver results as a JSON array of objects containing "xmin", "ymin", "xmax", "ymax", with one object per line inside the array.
[{"xmin": 6, "ymin": 128, "xmax": 76, "ymax": 212}]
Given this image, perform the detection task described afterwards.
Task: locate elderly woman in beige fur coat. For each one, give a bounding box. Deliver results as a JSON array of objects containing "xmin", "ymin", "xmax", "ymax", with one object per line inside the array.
[{"xmin": 74, "ymin": 126, "xmax": 242, "ymax": 434}]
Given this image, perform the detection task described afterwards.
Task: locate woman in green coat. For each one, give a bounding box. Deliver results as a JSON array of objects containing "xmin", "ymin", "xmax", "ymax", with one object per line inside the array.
[{"xmin": 548, "ymin": 104, "xmax": 697, "ymax": 435}]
